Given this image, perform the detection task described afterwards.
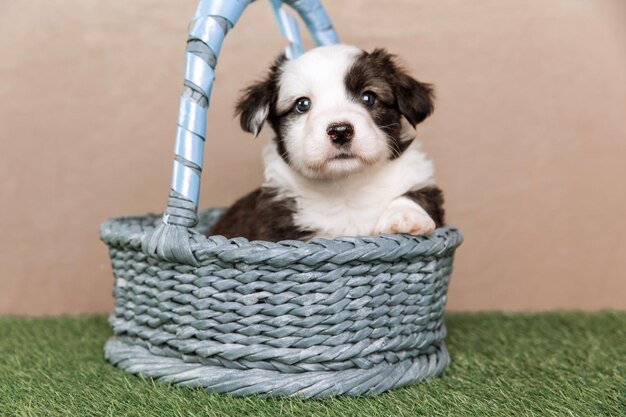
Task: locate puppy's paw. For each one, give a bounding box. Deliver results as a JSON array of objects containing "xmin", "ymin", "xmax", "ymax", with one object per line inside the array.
[{"xmin": 375, "ymin": 199, "xmax": 436, "ymax": 236}]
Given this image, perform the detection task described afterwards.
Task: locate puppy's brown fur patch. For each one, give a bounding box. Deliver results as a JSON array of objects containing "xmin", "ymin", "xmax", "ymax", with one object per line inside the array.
[
  {"xmin": 404, "ymin": 186, "xmax": 445, "ymax": 227},
  {"xmin": 345, "ymin": 48, "xmax": 434, "ymax": 159},
  {"xmin": 209, "ymin": 188, "xmax": 311, "ymax": 241}
]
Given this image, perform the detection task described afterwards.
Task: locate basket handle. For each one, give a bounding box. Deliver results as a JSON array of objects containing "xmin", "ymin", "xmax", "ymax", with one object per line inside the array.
[{"xmin": 143, "ymin": 0, "xmax": 339, "ymax": 265}]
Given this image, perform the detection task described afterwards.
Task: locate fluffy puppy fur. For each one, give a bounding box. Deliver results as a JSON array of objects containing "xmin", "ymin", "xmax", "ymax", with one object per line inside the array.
[{"xmin": 209, "ymin": 44, "xmax": 444, "ymax": 241}]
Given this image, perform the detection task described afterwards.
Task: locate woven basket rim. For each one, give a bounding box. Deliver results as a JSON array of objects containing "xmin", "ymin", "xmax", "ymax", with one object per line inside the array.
[{"xmin": 100, "ymin": 208, "xmax": 463, "ymax": 266}]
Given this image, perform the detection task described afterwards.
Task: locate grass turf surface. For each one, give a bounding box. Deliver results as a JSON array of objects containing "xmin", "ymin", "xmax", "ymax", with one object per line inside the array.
[{"xmin": 0, "ymin": 313, "xmax": 624, "ymax": 417}]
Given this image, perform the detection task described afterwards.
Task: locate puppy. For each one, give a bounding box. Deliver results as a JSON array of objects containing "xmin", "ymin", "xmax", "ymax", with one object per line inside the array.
[{"xmin": 209, "ymin": 44, "xmax": 444, "ymax": 241}]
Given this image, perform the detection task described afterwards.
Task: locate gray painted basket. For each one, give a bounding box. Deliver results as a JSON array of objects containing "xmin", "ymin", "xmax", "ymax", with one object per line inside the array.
[{"xmin": 100, "ymin": 0, "xmax": 462, "ymax": 398}]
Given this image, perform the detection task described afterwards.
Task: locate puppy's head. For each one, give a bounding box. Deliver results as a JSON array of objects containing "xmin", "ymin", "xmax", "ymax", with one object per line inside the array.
[{"xmin": 236, "ymin": 44, "xmax": 434, "ymax": 179}]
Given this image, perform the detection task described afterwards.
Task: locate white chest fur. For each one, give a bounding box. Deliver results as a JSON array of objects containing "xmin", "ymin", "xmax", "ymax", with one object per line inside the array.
[{"xmin": 262, "ymin": 139, "xmax": 436, "ymax": 238}]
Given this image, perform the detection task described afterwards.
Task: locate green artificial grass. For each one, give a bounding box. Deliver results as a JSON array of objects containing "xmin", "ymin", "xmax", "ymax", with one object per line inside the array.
[{"xmin": 0, "ymin": 313, "xmax": 624, "ymax": 417}]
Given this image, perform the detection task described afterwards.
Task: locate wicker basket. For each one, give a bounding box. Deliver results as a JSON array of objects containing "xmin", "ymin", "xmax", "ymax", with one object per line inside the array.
[{"xmin": 101, "ymin": 0, "xmax": 462, "ymax": 398}]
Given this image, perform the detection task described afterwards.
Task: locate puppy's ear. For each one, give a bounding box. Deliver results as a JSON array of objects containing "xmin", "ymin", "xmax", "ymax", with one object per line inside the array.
[
  {"xmin": 236, "ymin": 54, "xmax": 286, "ymax": 137},
  {"xmin": 394, "ymin": 70, "xmax": 434, "ymax": 127},
  {"xmin": 371, "ymin": 48, "xmax": 435, "ymax": 127}
]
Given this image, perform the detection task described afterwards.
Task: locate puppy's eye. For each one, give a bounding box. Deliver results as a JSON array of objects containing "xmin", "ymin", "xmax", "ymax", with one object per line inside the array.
[
  {"xmin": 295, "ymin": 97, "xmax": 311, "ymax": 114},
  {"xmin": 361, "ymin": 91, "xmax": 377, "ymax": 107}
]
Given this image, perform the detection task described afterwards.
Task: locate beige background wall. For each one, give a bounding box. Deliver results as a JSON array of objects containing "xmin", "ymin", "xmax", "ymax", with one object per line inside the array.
[{"xmin": 1, "ymin": 0, "xmax": 625, "ymax": 315}]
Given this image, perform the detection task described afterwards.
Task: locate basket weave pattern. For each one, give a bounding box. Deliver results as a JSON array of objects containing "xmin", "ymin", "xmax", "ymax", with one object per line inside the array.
[{"xmin": 101, "ymin": 209, "xmax": 462, "ymax": 397}]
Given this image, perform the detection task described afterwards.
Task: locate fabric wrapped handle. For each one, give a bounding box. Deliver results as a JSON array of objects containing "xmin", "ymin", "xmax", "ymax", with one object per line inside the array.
[{"xmin": 143, "ymin": 0, "xmax": 339, "ymax": 265}]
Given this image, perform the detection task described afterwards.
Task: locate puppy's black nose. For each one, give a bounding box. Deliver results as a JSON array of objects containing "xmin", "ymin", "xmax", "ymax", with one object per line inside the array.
[{"xmin": 327, "ymin": 122, "xmax": 354, "ymax": 147}]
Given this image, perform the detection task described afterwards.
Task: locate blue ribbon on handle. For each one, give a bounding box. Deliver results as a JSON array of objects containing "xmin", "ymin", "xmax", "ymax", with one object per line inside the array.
[
  {"xmin": 270, "ymin": 0, "xmax": 304, "ymax": 59},
  {"xmin": 171, "ymin": 0, "xmax": 252, "ymax": 208},
  {"xmin": 271, "ymin": 0, "xmax": 339, "ymax": 59},
  {"xmin": 173, "ymin": 0, "xmax": 338, "ymax": 207},
  {"xmin": 145, "ymin": 0, "xmax": 339, "ymax": 265},
  {"xmin": 283, "ymin": 0, "xmax": 339, "ymax": 47}
]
